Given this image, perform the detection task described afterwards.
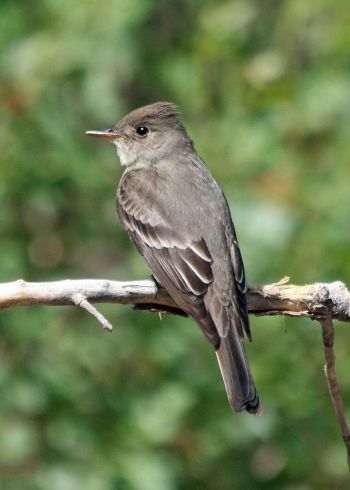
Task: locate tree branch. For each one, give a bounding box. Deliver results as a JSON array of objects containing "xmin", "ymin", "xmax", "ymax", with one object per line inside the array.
[
  {"xmin": 1, "ymin": 276, "xmax": 350, "ymax": 322},
  {"xmin": 1, "ymin": 275, "xmax": 350, "ymax": 468}
]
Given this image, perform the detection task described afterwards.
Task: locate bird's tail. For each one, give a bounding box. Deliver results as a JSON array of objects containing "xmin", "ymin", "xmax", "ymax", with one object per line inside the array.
[{"xmin": 215, "ymin": 326, "xmax": 262, "ymax": 415}]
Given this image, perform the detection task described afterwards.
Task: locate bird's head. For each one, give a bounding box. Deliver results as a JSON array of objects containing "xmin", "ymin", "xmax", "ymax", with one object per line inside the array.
[{"xmin": 86, "ymin": 102, "xmax": 190, "ymax": 166}]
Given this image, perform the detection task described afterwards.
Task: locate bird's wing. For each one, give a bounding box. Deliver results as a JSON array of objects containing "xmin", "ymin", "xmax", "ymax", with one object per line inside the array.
[{"xmin": 117, "ymin": 167, "xmax": 219, "ymax": 346}]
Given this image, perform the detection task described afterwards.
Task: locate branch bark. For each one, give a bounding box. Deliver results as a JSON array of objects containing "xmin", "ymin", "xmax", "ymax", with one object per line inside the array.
[{"xmin": 1, "ymin": 276, "xmax": 350, "ymax": 323}]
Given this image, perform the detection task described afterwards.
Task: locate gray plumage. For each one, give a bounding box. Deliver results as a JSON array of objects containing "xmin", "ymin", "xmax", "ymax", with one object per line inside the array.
[{"xmin": 87, "ymin": 102, "xmax": 262, "ymax": 415}]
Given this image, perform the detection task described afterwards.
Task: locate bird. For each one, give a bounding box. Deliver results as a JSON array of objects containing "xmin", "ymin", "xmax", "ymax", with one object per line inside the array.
[{"xmin": 86, "ymin": 102, "xmax": 261, "ymax": 415}]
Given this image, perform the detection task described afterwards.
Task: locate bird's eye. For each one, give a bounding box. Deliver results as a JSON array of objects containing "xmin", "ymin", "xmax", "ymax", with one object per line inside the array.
[{"xmin": 136, "ymin": 126, "xmax": 149, "ymax": 137}]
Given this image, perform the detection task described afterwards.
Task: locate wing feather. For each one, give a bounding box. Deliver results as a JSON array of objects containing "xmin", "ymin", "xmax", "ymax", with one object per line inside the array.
[
  {"xmin": 118, "ymin": 170, "xmax": 214, "ymax": 301},
  {"xmin": 178, "ymin": 247, "xmax": 212, "ymax": 284}
]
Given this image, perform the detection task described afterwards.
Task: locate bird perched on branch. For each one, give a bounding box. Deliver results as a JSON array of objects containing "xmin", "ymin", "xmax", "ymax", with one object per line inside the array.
[{"xmin": 86, "ymin": 102, "xmax": 261, "ymax": 415}]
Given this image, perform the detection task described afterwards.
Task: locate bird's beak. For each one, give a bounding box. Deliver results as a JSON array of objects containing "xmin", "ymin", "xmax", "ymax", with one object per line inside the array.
[{"xmin": 85, "ymin": 129, "xmax": 125, "ymax": 141}]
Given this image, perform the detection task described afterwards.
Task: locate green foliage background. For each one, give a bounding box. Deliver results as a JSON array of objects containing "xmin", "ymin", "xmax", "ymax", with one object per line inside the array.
[{"xmin": 1, "ymin": 1, "xmax": 350, "ymax": 488}]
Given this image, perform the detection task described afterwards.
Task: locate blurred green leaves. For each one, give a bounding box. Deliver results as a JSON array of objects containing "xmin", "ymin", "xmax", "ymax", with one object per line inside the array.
[{"xmin": 1, "ymin": 0, "xmax": 350, "ymax": 488}]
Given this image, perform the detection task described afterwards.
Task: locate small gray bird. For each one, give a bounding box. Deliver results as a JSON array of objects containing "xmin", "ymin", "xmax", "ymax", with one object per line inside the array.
[{"xmin": 87, "ymin": 102, "xmax": 261, "ymax": 415}]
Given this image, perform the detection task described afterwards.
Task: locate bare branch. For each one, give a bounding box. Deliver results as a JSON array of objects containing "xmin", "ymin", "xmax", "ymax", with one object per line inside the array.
[
  {"xmin": 320, "ymin": 318, "xmax": 350, "ymax": 470},
  {"xmin": 0, "ymin": 277, "xmax": 350, "ymax": 322}
]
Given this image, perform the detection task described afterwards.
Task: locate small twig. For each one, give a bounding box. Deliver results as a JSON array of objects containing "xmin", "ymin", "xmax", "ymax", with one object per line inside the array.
[
  {"xmin": 72, "ymin": 293, "xmax": 113, "ymax": 332},
  {"xmin": 320, "ymin": 318, "xmax": 350, "ymax": 470}
]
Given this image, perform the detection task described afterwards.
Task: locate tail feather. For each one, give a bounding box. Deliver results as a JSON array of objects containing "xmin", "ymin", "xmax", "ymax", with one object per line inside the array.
[{"xmin": 215, "ymin": 326, "xmax": 262, "ymax": 415}]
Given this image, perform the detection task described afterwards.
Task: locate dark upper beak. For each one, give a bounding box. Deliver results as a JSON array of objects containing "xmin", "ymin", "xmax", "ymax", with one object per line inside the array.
[{"xmin": 85, "ymin": 128, "xmax": 125, "ymax": 140}]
